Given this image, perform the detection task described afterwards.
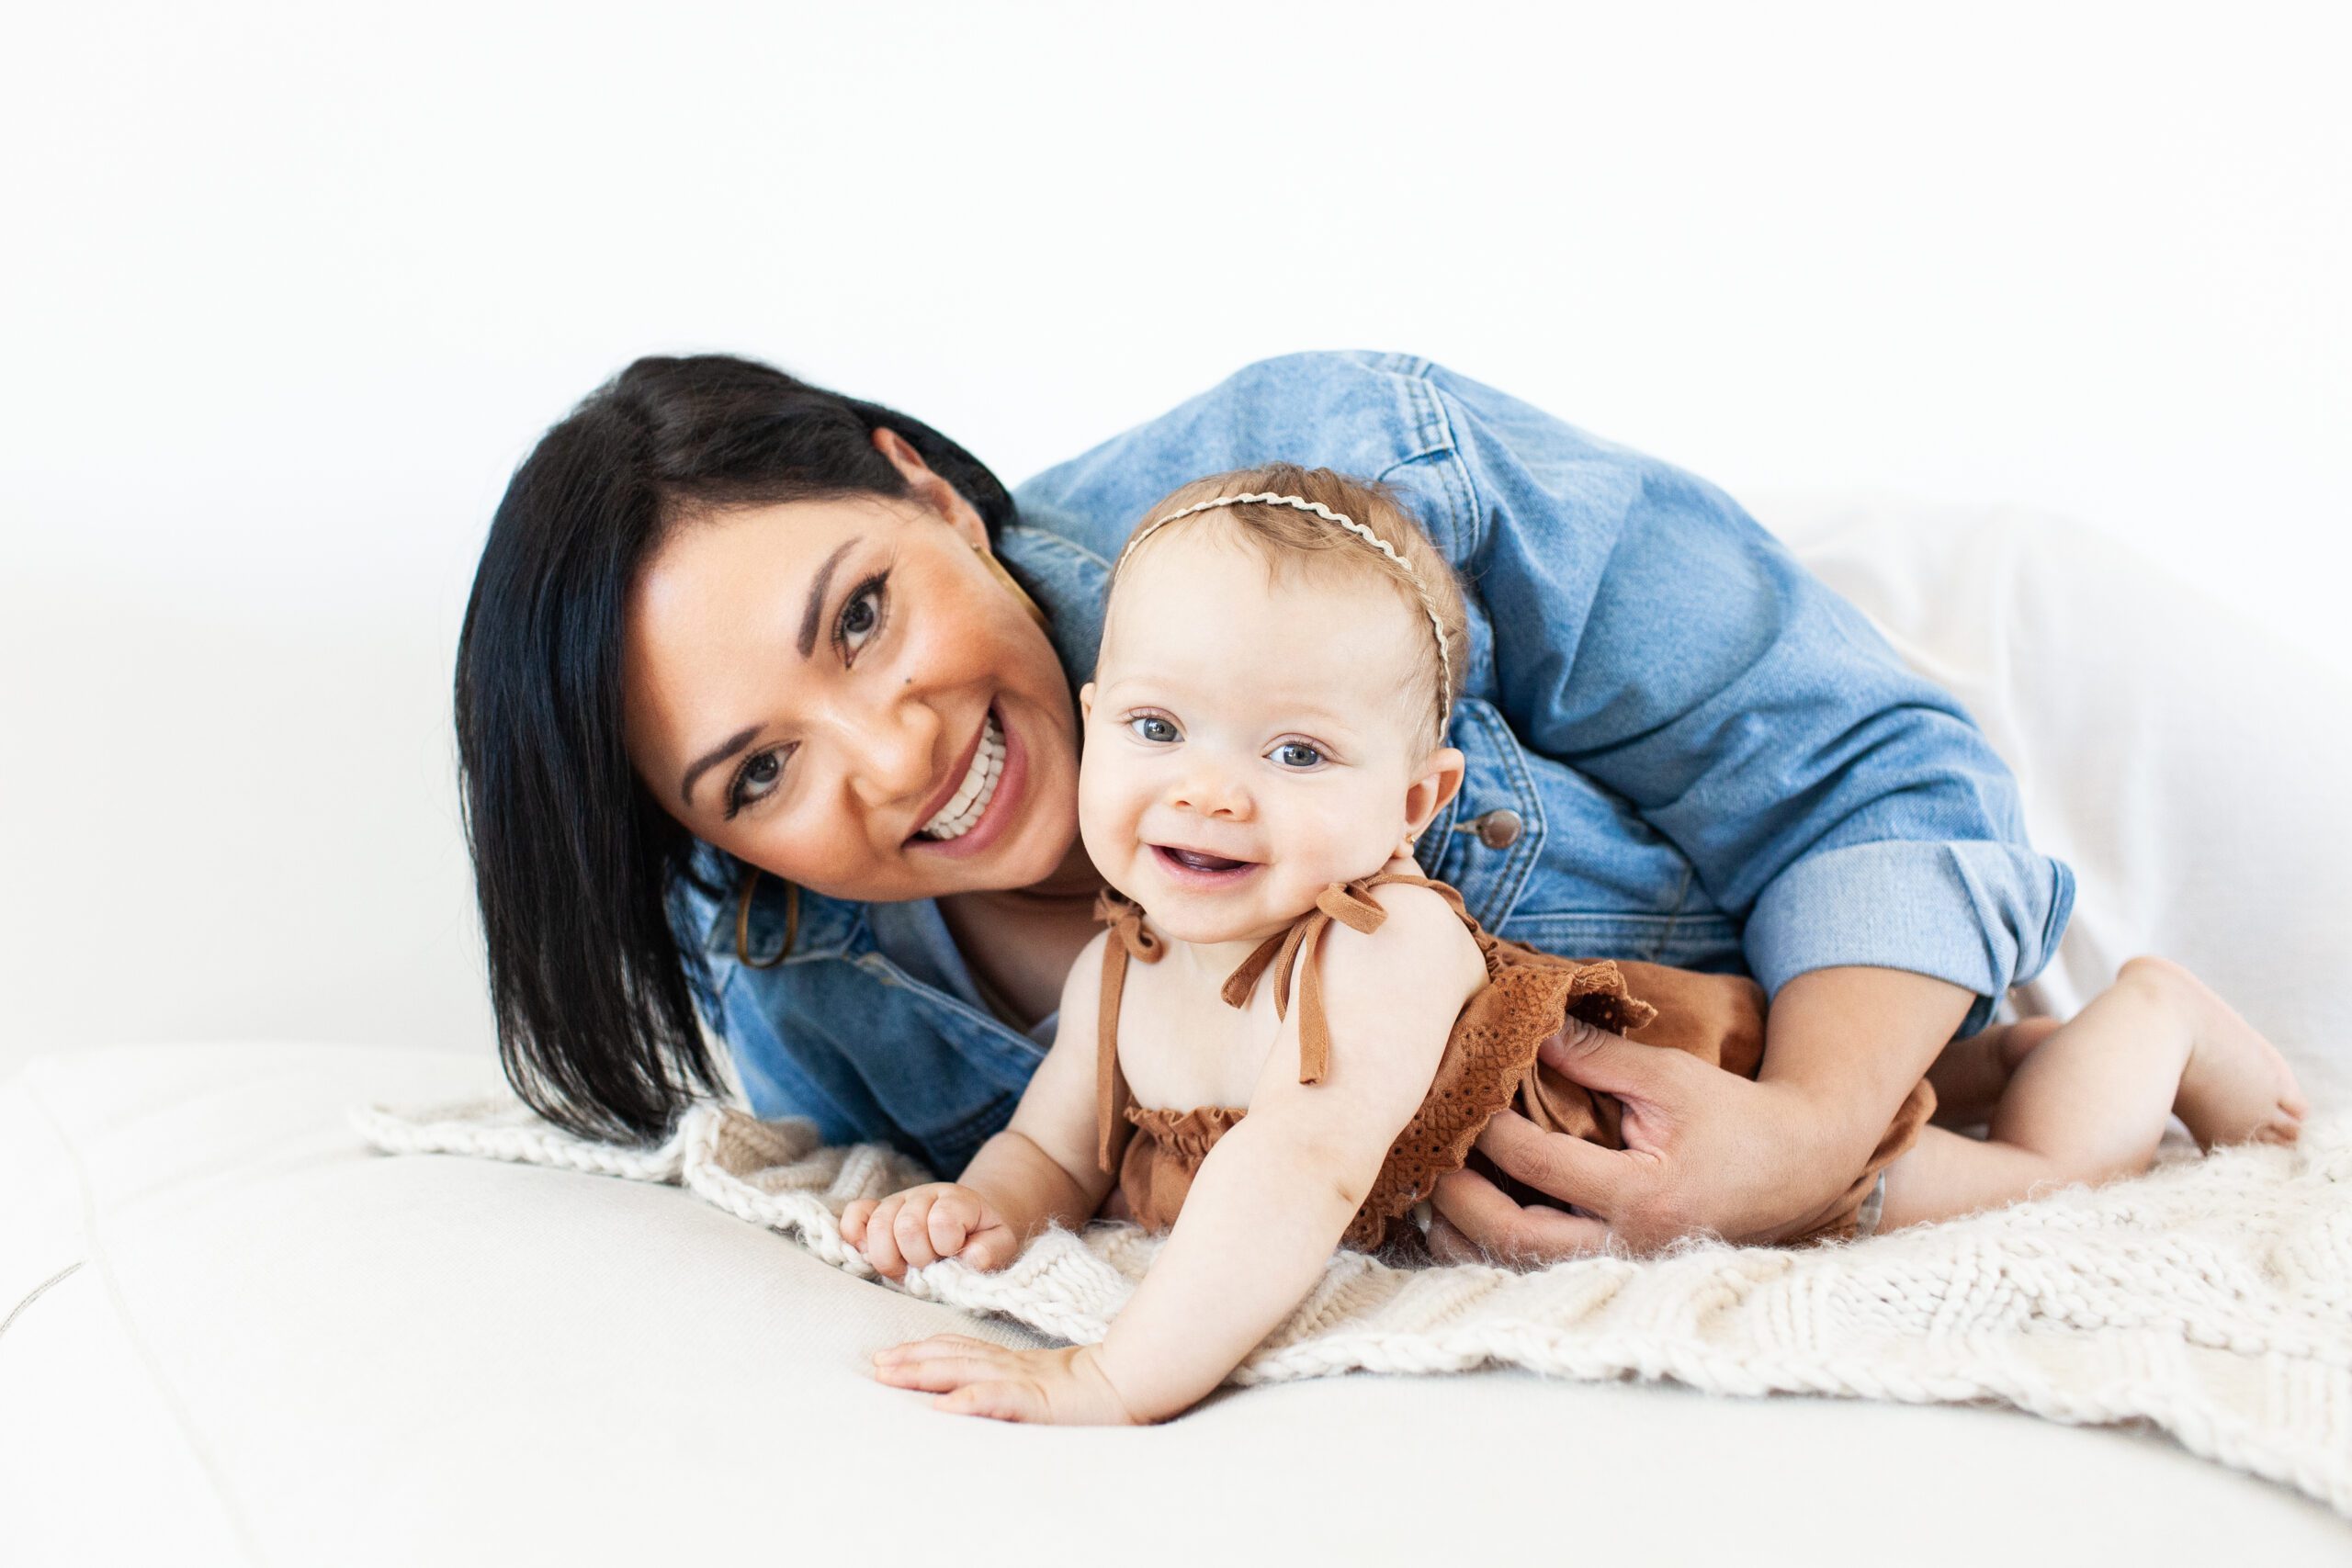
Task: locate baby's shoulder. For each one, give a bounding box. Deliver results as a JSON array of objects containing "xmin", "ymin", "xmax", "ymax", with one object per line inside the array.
[
  {"xmin": 1321, "ymin": 881, "xmax": 1487, "ymax": 1009},
  {"xmin": 1055, "ymin": 926, "xmax": 1114, "ymax": 1010}
]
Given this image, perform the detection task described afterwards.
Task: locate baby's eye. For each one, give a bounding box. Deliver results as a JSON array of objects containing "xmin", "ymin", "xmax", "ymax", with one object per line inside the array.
[
  {"xmin": 1127, "ymin": 715, "xmax": 1180, "ymax": 744},
  {"xmin": 1272, "ymin": 741, "xmax": 1324, "ymax": 770}
]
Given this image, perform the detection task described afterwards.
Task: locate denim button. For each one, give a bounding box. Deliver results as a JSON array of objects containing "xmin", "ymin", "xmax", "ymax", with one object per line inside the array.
[{"xmin": 1473, "ymin": 807, "xmax": 1523, "ymax": 849}]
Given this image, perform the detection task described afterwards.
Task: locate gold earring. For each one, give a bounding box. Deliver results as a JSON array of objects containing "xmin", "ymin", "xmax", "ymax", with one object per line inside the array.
[
  {"xmin": 971, "ymin": 540, "xmax": 1051, "ymax": 630},
  {"xmin": 735, "ymin": 868, "xmax": 799, "ymax": 969}
]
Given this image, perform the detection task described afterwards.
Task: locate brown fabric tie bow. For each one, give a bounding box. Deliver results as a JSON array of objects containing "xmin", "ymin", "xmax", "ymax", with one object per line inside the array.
[{"xmin": 1217, "ymin": 881, "xmax": 1388, "ymax": 1085}]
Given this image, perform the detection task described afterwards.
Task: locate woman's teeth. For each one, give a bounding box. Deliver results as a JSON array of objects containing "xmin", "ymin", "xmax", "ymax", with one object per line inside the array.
[{"xmin": 919, "ymin": 712, "xmax": 1006, "ymax": 840}]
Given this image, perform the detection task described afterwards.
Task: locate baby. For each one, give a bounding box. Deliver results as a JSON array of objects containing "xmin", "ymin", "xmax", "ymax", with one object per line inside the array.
[{"xmin": 842, "ymin": 463, "xmax": 2308, "ymax": 1426}]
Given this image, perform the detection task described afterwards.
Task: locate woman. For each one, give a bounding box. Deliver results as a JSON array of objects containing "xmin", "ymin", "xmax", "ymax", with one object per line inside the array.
[{"xmin": 455, "ymin": 350, "xmax": 2074, "ymax": 1264}]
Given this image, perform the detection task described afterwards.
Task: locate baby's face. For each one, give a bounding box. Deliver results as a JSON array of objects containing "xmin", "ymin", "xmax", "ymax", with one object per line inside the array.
[{"xmin": 1080, "ymin": 524, "xmax": 1458, "ymax": 946}]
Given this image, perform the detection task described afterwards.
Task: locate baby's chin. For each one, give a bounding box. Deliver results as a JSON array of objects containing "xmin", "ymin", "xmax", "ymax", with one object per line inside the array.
[
  {"xmin": 1141, "ymin": 907, "xmax": 1297, "ymax": 947},
  {"xmin": 1105, "ymin": 870, "xmax": 1325, "ymax": 948}
]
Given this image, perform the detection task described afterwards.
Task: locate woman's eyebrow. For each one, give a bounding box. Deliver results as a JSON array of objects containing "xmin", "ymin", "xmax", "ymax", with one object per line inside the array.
[
  {"xmin": 797, "ymin": 538, "xmax": 858, "ymax": 657},
  {"xmin": 681, "ymin": 725, "xmax": 763, "ymax": 808}
]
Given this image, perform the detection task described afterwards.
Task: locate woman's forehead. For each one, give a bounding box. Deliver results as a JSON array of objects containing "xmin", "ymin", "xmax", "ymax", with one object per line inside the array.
[
  {"xmin": 634, "ymin": 496, "xmax": 915, "ymax": 631},
  {"xmin": 624, "ymin": 496, "xmax": 910, "ymax": 723}
]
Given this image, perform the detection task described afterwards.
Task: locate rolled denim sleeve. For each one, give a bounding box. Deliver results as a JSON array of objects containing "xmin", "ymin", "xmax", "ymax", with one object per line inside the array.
[{"xmin": 1427, "ymin": 369, "xmax": 2073, "ymax": 1035}]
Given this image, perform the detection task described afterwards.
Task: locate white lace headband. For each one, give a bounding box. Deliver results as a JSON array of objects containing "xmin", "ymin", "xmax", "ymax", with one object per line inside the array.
[{"xmin": 1114, "ymin": 491, "xmax": 1454, "ymax": 720}]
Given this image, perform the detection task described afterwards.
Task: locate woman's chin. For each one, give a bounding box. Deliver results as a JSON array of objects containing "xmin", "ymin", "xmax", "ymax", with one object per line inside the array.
[{"xmin": 928, "ymin": 799, "xmax": 1081, "ymax": 897}]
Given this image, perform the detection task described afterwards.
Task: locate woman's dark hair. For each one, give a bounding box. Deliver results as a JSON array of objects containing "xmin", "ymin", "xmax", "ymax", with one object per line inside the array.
[{"xmin": 455, "ymin": 354, "xmax": 1016, "ymax": 1145}]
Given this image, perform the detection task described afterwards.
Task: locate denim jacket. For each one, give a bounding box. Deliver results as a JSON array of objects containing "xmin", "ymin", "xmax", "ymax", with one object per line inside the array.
[{"xmin": 673, "ymin": 352, "xmax": 2074, "ymax": 1173}]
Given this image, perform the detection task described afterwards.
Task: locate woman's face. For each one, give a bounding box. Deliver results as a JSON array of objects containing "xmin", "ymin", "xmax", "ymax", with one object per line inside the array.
[{"xmin": 621, "ymin": 431, "xmax": 1081, "ymax": 903}]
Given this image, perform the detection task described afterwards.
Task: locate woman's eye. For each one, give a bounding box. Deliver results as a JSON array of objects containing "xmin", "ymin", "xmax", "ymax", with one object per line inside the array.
[
  {"xmin": 837, "ymin": 574, "xmax": 888, "ymax": 660},
  {"xmin": 1127, "ymin": 715, "xmax": 1180, "ymax": 744},
  {"xmin": 1272, "ymin": 741, "xmax": 1324, "ymax": 769},
  {"xmin": 727, "ymin": 746, "xmax": 794, "ymax": 817}
]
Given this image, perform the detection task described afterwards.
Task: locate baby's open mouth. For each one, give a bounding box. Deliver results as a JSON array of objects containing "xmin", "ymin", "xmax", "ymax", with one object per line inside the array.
[{"xmin": 1153, "ymin": 844, "xmax": 1256, "ymax": 874}]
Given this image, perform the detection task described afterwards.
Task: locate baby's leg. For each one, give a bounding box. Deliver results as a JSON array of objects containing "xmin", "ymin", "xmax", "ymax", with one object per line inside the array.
[
  {"xmin": 1925, "ymin": 1016, "xmax": 2061, "ymax": 1127},
  {"xmin": 1879, "ymin": 958, "xmax": 2306, "ymax": 1233}
]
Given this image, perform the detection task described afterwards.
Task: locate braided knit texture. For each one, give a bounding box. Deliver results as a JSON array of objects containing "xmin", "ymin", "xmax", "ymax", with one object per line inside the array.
[{"xmin": 351, "ymin": 1098, "xmax": 2352, "ymax": 1517}]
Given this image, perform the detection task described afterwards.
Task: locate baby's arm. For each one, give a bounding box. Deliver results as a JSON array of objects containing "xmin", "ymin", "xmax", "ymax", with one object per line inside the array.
[
  {"xmin": 842, "ymin": 930, "xmax": 1116, "ymax": 1278},
  {"xmin": 876, "ymin": 885, "xmax": 1485, "ymax": 1422},
  {"xmin": 1093, "ymin": 887, "xmax": 1482, "ymax": 1416}
]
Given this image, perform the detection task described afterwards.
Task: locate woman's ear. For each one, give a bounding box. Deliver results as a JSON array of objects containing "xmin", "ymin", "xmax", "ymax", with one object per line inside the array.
[
  {"xmin": 871, "ymin": 427, "xmax": 989, "ymax": 548},
  {"xmin": 1401, "ymin": 746, "xmax": 1467, "ymax": 850}
]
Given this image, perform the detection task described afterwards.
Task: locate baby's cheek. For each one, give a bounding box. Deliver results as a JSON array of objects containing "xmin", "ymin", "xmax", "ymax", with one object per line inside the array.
[{"xmin": 1075, "ymin": 765, "xmax": 1136, "ymax": 868}]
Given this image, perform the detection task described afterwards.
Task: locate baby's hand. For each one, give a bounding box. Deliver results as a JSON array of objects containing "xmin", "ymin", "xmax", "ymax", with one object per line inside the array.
[
  {"xmin": 873, "ymin": 1335, "xmax": 1144, "ymax": 1425},
  {"xmin": 839, "ymin": 1183, "xmax": 1022, "ymax": 1280}
]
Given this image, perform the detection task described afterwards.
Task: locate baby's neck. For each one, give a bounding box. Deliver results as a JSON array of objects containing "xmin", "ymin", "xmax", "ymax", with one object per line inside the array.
[{"xmin": 1163, "ymin": 928, "xmax": 1283, "ymax": 990}]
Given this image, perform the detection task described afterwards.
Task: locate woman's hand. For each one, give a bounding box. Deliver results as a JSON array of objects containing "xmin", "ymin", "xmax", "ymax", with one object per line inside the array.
[
  {"xmin": 1424, "ymin": 1017, "xmax": 1838, "ymax": 1263},
  {"xmin": 840, "ymin": 1183, "xmax": 1023, "ymax": 1280},
  {"xmin": 871, "ymin": 1335, "xmax": 1144, "ymax": 1425},
  {"xmin": 1427, "ymin": 965, "xmax": 1974, "ymax": 1265}
]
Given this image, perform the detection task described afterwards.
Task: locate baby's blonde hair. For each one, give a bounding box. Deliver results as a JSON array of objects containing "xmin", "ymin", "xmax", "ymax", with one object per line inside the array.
[{"xmin": 1108, "ymin": 463, "xmax": 1467, "ymax": 754}]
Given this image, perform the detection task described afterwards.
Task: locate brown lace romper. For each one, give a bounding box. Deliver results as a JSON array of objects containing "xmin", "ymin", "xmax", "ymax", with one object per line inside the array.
[{"xmin": 1090, "ymin": 871, "xmax": 1936, "ymax": 1253}]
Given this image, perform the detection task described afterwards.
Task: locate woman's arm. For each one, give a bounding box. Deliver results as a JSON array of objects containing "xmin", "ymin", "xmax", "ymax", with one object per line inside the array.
[
  {"xmin": 1419, "ymin": 365, "xmax": 2069, "ymax": 1031},
  {"xmin": 1401, "ymin": 367, "xmax": 2068, "ymax": 1257},
  {"xmin": 1014, "ymin": 354, "xmax": 2068, "ymax": 1032},
  {"xmin": 1428, "ymin": 966, "xmax": 1975, "ymax": 1261}
]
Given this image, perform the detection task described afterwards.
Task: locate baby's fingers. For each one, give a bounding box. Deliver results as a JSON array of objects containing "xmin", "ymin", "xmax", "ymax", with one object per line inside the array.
[
  {"xmin": 873, "ymin": 1337, "xmax": 1043, "ymax": 1418},
  {"xmin": 874, "ymin": 1331, "xmax": 1000, "ymax": 1366},
  {"xmin": 893, "ymin": 1192, "xmax": 944, "ymax": 1269},
  {"xmin": 925, "ymin": 1190, "xmax": 978, "ymax": 1258},
  {"xmin": 861, "ymin": 1196, "xmax": 909, "ymax": 1278},
  {"xmin": 871, "ymin": 1334, "xmax": 1012, "ymax": 1393},
  {"xmin": 961, "ymin": 1229, "xmax": 1021, "ymax": 1272},
  {"xmin": 935, "ymin": 1381, "xmax": 1046, "ymax": 1423},
  {"xmin": 840, "ymin": 1198, "xmax": 877, "ymax": 1246}
]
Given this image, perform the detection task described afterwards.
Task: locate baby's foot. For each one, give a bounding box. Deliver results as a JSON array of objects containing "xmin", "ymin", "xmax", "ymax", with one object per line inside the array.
[
  {"xmin": 2123, "ymin": 957, "xmax": 2309, "ymax": 1151},
  {"xmin": 1929, "ymin": 1017, "xmax": 2062, "ymax": 1126}
]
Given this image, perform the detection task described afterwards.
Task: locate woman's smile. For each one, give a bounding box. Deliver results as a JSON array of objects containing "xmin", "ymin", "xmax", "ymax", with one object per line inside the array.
[
  {"xmin": 907, "ymin": 699, "xmax": 1030, "ymax": 861},
  {"xmin": 908, "ymin": 704, "xmax": 1005, "ymax": 842}
]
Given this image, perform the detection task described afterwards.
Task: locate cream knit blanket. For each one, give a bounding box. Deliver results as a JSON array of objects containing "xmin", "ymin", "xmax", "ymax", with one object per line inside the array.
[{"xmin": 352, "ymin": 1096, "xmax": 2352, "ymax": 1517}]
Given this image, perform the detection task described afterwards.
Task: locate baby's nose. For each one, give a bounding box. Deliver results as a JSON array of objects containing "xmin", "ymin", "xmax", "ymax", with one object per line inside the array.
[{"xmin": 1169, "ymin": 763, "xmax": 1251, "ymax": 819}]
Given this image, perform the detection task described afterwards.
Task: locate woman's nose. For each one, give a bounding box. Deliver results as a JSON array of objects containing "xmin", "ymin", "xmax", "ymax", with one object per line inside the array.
[{"xmin": 846, "ymin": 694, "xmax": 942, "ymax": 810}]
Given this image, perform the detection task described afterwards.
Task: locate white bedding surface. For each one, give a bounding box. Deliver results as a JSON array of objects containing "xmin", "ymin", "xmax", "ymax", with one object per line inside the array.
[
  {"xmin": 355, "ymin": 1074, "xmax": 2352, "ymax": 1517},
  {"xmin": 6, "ymin": 1042, "xmax": 2349, "ymax": 1567}
]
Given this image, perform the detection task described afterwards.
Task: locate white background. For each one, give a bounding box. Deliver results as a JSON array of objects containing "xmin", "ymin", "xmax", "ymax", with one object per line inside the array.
[{"xmin": 2, "ymin": 2, "xmax": 2345, "ymax": 1070}]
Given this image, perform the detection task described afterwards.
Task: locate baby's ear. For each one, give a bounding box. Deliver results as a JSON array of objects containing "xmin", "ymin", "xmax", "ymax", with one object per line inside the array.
[
  {"xmin": 1080, "ymin": 682, "xmax": 1096, "ymax": 723},
  {"xmin": 1403, "ymin": 746, "xmax": 1467, "ymax": 840}
]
